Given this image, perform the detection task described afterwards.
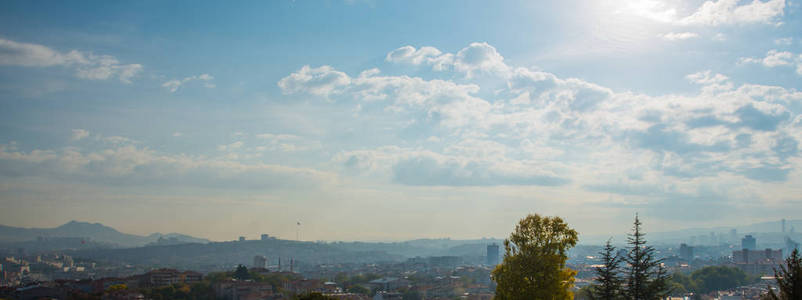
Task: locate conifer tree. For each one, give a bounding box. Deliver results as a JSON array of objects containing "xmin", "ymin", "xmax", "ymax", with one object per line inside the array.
[
  {"xmin": 588, "ymin": 239, "xmax": 623, "ymax": 300},
  {"xmin": 623, "ymin": 214, "xmax": 669, "ymax": 300},
  {"xmin": 765, "ymin": 248, "xmax": 802, "ymax": 300}
]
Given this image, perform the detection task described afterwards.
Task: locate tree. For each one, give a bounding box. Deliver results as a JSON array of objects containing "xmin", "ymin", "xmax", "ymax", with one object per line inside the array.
[
  {"xmin": 766, "ymin": 248, "xmax": 802, "ymax": 300},
  {"xmin": 691, "ymin": 266, "xmax": 752, "ymax": 294},
  {"xmin": 233, "ymin": 264, "xmax": 250, "ymax": 280},
  {"xmin": 588, "ymin": 239, "xmax": 623, "ymax": 300},
  {"xmin": 492, "ymin": 214, "xmax": 579, "ymax": 300},
  {"xmin": 623, "ymin": 214, "xmax": 669, "ymax": 300},
  {"xmin": 295, "ymin": 292, "xmax": 337, "ymax": 300}
]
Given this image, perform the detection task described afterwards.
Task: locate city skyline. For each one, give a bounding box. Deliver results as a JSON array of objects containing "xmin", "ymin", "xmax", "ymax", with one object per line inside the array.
[{"xmin": 1, "ymin": 0, "xmax": 802, "ymax": 241}]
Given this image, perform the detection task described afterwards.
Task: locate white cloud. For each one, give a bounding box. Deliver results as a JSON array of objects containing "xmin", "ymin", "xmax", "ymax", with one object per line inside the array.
[
  {"xmin": 277, "ymin": 65, "xmax": 351, "ymax": 96},
  {"xmin": 453, "ymin": 42, "xmax": 510, "ymax": 78},
  {"xmin": 385, "ymin": 42, "xmax": 510, "ymax": 78},
  {"xmin": 70, "ymin": 129, "xmax": 90, "ymax": 141},
  {"xmin": 686, "ymin": 70, "xmax": 729, "ymax": 85},
  {"xmin": 385, "ymin": 45, "xmax": 452, "ymax": 71},
  {"xmin": 161, "ymin": 73, "xmax": 215, "ymax": 93},
  {"xmin": 739, "ymin": 50, "xmax": 802, "ymax": 74},
  {"xmin": 681, "ymin": 0, "xmax": 786, "ymax": 26},
  {"xmin": 0, "ymin": 141, "xmax": 335, "ymax": 189},
  {"xmin": 613, "ymin": 0, "xmax": 678, "ymax": 23},
  {"xmin": 272, "ymin": 42, "xmax": 802, "ymax": 222},
  {"xmin": 0, "ymin": 38, "xmax": 142, "ymax": 83},
  {"xmin": 659, "ymin": 32, "xmax": 699, "ymax": 41},
  {"xmin": 279, "ymin": 65, "xmax": 487, "ymax": 128}
]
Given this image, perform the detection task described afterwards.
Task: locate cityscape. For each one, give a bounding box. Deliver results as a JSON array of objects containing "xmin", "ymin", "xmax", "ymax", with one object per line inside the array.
[
  {"xmin": 2, "ymin": 0, "xmax": 802, "ymax": 299},
  {"xmin": 0, "ymin": 218, "xmax": 800, "ymax": 299}
]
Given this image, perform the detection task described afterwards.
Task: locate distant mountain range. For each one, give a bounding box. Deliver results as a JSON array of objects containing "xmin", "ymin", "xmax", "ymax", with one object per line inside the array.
[
  {"xmin": 0, "ymin": 221, "xmax": 208, "ymax": 249},
  {"xmin": 2, "ymin": 218, "xmax": 799, "ymax": 256}
]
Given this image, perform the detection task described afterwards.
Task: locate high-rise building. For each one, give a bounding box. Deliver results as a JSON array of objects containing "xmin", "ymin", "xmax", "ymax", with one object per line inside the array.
[
  {"xmin": 679, "ymin": 243, "xmax": 694, "ymax": 261},
  {"xmin": 733, "ymin": 249, "xmax": 783, "ymax": 264},
  {"xmin": 486, "ymin": 243, "xmax": 499, "ymax": 266},
  {"xmin": 742, "ymin": 235, "xmax": 757, "ymax": 250},
  {"xmin": 782, "ymin": 219, "xmax": 786, "ymax": 233},
  {"xmin": 253, "ymin": 255, "xmax": 267, "ymax": 269}
]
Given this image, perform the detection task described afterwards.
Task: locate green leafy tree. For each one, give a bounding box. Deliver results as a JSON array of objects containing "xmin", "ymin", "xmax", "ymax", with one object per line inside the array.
[
  {"xmin": 347, "ymin": 285, "xmax": 370, "ymax": 295},
  {"xmin": 623, "ymin": 214, "xmax": 669, "ymax": 300},
  {"xmin": 666, "ymin": 272, "xmax": 695, "ymax": 295},
  {"xmin": 492, "ymin": 214, "xmax": 579, "ymax": 300},
  {"xmin": 588, "ymin": 239, "xmax": 623, "ymax": 300},
  {"xmin": 233, "ymin": 264, "xmax": 250, "ymax": 280},
  {"xmin": 766, "ymin": 248, "xmax": 802, "ymax": 300},
  {"xmin": 691, "ymin": 266, "xmax": 751, "ymax": 294}
]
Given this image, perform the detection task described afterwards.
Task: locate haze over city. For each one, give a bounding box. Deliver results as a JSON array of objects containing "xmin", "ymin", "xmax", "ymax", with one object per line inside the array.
[{"xmin": 1, "ymin": 0, "xmax": 802, "ymax": 244}]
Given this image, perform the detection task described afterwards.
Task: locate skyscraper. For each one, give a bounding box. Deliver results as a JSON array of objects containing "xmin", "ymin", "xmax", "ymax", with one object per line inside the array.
[
  {"xmin": 742, "ymin": 235, "xmax": 756, "ymax": 250},
  {"xmin": 486, "ymin": 243, "xmax": 499, "ymax": 266},
  {"xmin": 782, "ymin": 219, "xmax": 786, "ymax": 233}
]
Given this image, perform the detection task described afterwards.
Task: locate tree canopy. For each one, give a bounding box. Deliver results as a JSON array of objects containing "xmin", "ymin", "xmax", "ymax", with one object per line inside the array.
[{"xmin": 492, "ymin": 214, "xmax": 579, "ymax": 300}]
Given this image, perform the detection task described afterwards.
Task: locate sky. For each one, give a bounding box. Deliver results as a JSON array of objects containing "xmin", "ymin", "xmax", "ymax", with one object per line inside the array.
[{"xmin": 0, "ymin": 0, "xmax": 801, "ymax": 242}]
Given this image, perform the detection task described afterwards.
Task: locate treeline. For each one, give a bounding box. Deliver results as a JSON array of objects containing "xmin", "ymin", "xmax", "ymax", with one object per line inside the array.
[
  {"xmin": 490, "ymin": 213, "xmax": 802, "ymax": 300},
  {"xmin": 666, "ymin": 266, "xmax": 758, "ymax": 295}
]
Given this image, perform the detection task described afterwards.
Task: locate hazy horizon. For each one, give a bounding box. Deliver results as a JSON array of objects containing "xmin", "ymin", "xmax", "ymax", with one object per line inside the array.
[
  {"xmin": 1, "ymin": 0, "xmax": 801, "ymax": 242},
  {"xmin": 2, "ymin": 218, "xmax": 801, "ymax": 245}
]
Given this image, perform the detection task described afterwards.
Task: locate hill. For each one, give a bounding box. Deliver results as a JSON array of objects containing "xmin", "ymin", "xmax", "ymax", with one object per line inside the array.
[{"xmin": 0, "ymin": 221, "xmax": 209, "ymax": 249}]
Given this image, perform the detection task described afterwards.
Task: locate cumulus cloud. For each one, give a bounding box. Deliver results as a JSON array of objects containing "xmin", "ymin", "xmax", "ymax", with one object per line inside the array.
[
  {"xmin": 162, "ymin": 73, "xmax": 215, "ymax": 93},
  {"xmin": 385, "ymin": 42, "xmax": 510, "ymax": 78},
  {"xmin": 0, "ymin": 38, "xmax": 142, "ymax": 83},
  {"xmin": 680, "ymin": 0, "xmax": 786, "ymax": 26},
  {"xmin": 739, "ymin": 49, "xmax": 802, "ymax": 75},
  {"xmin": 385, "ymin": 46, "xmax": 453, "ymax": 71},
  {"xmin": 277, "ymin": 65, "xmax": 350, "ymax": 96},
  {"xmin": 660, "ymin": 32, "xmax": 699, "ymax": 41},
  {"xmin": 686, "ymin": 70, "xmax": 729, "ymax": 85},
  {"xmin": 279, "ymin": 65, "xmax": 487, "ymax": 128},
  {"xmin": 275, "ymin": 42, "xmax": 802, "ymax": 221}
]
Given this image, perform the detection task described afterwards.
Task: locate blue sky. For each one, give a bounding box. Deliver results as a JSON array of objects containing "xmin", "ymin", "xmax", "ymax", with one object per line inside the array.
[{"xmin": 1, "ymin": 0, "xmax": 801, "ymax": 241}]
